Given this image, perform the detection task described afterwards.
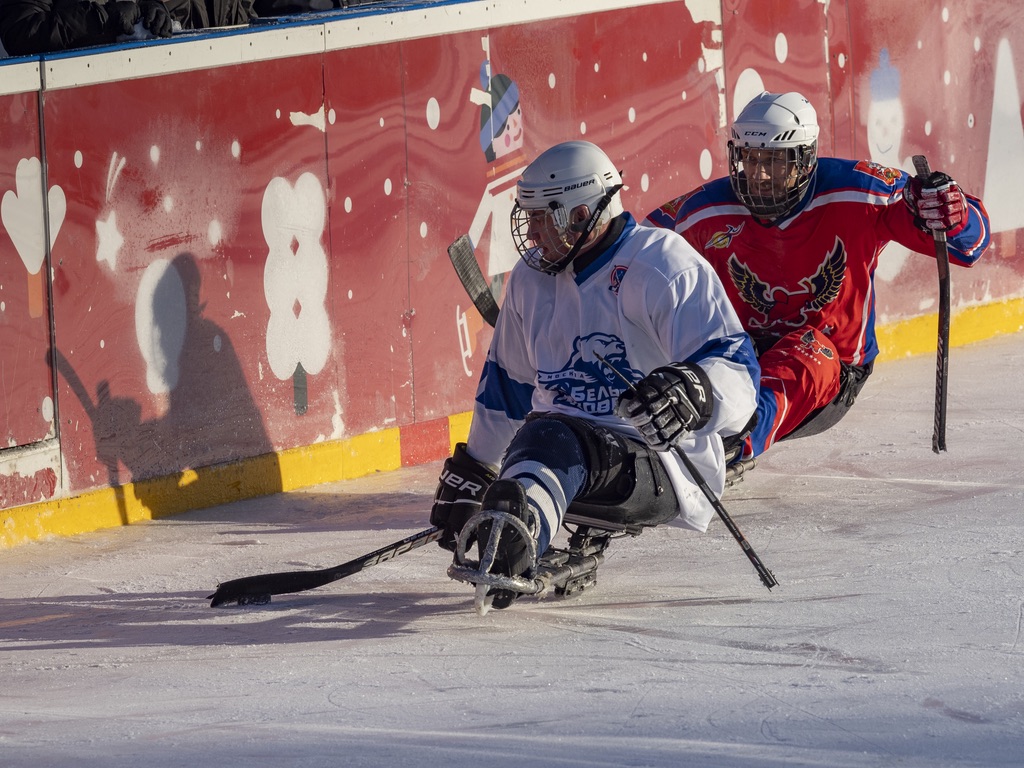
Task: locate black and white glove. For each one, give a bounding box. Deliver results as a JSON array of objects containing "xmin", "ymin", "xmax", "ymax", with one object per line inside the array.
[
  {"xmin": 429, "ymin": 443, "xmax": 496, "ymax": 551},
  {"xmin": 615, "ymin": 362, "xmax": 714, "ymax": 451},
  {"xmin": 904, "ymin": 171, "xmax": 967, "ymax": 234}
]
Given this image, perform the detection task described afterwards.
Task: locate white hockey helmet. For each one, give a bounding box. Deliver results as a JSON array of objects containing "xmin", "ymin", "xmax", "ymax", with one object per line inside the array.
[
  {"xmin": 728, "ymin": 91, "xmax": 819, "ymax": 220},
  {"xmin": 511, "ymin": 141, "xmax": 624, "ymax": 274}
]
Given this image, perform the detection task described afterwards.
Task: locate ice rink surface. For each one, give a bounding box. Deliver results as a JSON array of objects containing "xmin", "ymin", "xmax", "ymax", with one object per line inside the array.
[{"xmin": 2, "ymin": 333, "xmax": 1022, "ymax": 767}]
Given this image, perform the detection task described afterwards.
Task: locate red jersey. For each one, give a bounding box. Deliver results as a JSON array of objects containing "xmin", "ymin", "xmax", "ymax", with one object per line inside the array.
[{"xmin": 645, "ymin": 158, "xmax": 989, "ymax": 366}]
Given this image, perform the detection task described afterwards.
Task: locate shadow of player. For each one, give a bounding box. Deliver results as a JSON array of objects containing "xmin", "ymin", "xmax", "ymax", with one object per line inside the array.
[{"xmin": 51, "ymin": 252, "xmax": 282, "ymax": 523}]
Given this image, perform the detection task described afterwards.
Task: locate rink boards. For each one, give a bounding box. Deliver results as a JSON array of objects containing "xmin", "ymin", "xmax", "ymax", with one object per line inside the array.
[{"xmin": 1, "ymin": 0, "xmax": 1023, "ymax": 543}]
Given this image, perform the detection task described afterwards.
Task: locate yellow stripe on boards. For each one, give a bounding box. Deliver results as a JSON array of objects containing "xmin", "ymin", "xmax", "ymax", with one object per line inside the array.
[
  {"xmin": 876, "ymin": 297, "xmax": 1024, "ymax": 360},
  {"xmin": 1, "ymin": 428, "xmax": 403, "ymax": 549}
]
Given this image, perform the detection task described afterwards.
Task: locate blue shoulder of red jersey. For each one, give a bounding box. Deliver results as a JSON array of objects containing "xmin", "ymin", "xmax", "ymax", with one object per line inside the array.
[
  {"xmin": 813, "ymin": 157, "xmax": 905, "ymax": 199},
  {"xmin": 644, "ymin": 177, "xmax": 739, "ymax": 231},
  {"xmin": 810, "ymin": 158, "xmax": 989, "ymax": 264},
  {"xmin": 647, "ymin": 158, "xmax": 989, "ymax": 265}
]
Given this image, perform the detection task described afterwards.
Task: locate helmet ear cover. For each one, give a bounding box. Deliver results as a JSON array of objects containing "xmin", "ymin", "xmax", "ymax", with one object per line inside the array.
[{"xmin": 548, "ymin": 200, "xmax": 571, "ymax": 232}]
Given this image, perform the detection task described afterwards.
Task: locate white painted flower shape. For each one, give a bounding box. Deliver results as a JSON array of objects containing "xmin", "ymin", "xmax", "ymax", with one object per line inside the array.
[{"xmin": 262, "ymin": 173, "xmax": 331, "ymax": 380}]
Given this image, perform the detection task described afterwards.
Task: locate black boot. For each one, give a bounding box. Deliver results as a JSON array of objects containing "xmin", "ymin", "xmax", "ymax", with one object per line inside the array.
[{"xmin": 476, "ymin": 478, "xmax": 535, "ymax": 608}]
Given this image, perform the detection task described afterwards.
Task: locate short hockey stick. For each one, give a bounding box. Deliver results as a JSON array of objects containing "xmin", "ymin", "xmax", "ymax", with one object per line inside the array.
[
  {"xmin": 669, "ymin": 443, "xmax": 777, "ymax": 590},
  {"xmin": 208, "ymin": 527, "xmax": 442, "ymax": 606},
  {"xmin": 596, "ymin": 354, "xmax": 777, "ymax": 590},
  {"xmin": 911, "ymin": 155, "xmax": 950, "ymax": 453},
  {"xmin": 448, "ymin": 234, "xmax": 499, "ymax": 327}
]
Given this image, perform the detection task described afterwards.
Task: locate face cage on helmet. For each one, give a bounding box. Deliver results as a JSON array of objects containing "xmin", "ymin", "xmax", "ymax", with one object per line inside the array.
[
  {"xmin": 510, "ymin": 200, "xmax": 577, "ymax": 275},
  {"xmin": 510, "ymin": 184, "xmax": 622, "ymax": 275},
  {"xmin": 728, "ymin": 143, "xmax": 817, "ymax": 220}
]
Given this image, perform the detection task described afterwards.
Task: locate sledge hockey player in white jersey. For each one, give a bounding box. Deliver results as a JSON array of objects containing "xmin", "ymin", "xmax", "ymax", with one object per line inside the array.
[{"xmin": 430, "ymin": 140, "xmax": 760, "ymax": 610}]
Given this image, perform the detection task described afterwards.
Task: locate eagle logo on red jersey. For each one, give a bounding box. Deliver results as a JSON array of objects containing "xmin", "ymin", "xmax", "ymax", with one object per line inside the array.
[{"xmin": 728, "ymin": 237, "xmax": 847, "ymax": 330}]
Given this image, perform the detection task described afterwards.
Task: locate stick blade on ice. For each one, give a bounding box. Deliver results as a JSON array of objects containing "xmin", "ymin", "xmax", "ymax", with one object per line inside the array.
[{"xmin": 207, "ymin": 527, "xmax": 443, "ymax": 607}]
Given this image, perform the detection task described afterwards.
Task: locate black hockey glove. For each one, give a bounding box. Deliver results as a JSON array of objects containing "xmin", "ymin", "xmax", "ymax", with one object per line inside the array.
[
  {"xmin": 615, "ymin": 362, "xmax": 714, "ymax": 451},
  {"xmin": 904, "ymin": 171, "xmax": 967, "ymax": 233},
  {"xmin": 430, "ymin": 443, "xmax": 496, "ymax": 551},
  {"xmin": 140, "ymin": 0, "xmax": 173, "ymax": 37},
  {"xmin": 106, "ymin": 1, "xmax": 141, "ymax": 35}
]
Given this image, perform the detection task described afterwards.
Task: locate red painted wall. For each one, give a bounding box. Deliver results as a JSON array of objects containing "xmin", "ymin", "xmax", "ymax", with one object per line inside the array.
[
  {"xmin": 1, "ymin": 0, "xmax": 1021, "ymax": 510},
  {"xmin": 1, "ymin": 87, "xmax": 51, "ymax": 449}
]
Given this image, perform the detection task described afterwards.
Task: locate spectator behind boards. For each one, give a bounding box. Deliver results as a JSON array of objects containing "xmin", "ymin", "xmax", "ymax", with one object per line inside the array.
[
  {"xmin": 645, "ymin": 91, "xmax": 990, "ymax": 463},
  {"xmin": 0, "ymin": 0, "xmax": 256, "ymax": 56},
  {"xmin": 252, "ymin": 0, "xmax": 379, "ymax": 17}
]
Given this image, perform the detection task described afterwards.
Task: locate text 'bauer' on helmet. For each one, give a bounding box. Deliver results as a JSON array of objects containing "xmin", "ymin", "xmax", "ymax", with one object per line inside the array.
[
  {"xmin": 728, "ymin": 91, "xmax": 819, "ymax": 221},
  {"xmin": 511, "ymin": 140, "xmax": 624, "ymax": 275}
]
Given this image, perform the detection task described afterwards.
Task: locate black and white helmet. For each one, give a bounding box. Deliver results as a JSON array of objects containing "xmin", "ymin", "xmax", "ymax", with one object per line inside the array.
[
  {"xmin": 511, "ymin": 141, "xmax": 623, "ymax": 274},
  {"xmin": 728, "ymin": 92, "xmax": 819, "ymax": 220}
]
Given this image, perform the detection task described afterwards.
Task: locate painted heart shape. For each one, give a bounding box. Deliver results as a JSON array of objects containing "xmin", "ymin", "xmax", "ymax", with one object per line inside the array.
[{"xmin": 1, "ymin": 156, "xmax": 66, "ymax": 275}]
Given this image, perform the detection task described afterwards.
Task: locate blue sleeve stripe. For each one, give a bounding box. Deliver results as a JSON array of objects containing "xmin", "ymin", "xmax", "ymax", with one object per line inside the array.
[
  {"xmin": 948, "ymin": 196, "xmax": 990, "ymax": 265},
  {"xmin": 475, "ymin": 359, "xmax": 535, "ymax": 421},
  {"xmin": 748, "ymin": 388, "xmax": 782, "ymax": 456},
  {"xmin": 860, "ymin": 301, "xmax": 879, "ymax": 365},
  {"xmin": 686, "ymin": 333, "xmax": 761, "ymax": 383}
]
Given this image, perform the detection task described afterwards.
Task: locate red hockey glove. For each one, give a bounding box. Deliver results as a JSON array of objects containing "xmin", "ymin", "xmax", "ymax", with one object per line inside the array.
[{"xmin": 904, "ymin": 171, "xmax": 967, "ymax": 234}]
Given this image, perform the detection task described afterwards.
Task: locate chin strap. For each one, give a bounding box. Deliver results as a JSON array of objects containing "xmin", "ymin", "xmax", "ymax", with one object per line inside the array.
[{"xmin": 548, "ymin": 183, "xmax": 624, "ymax": 273}]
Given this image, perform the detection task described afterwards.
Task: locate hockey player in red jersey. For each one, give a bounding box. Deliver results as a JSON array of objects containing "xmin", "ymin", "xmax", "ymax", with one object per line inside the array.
[{"xmin": 645, "ymin": 91, "xmax": 990, "ymax": 460}]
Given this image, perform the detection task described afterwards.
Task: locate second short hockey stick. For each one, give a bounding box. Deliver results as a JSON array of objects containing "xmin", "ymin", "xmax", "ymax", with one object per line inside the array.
[
  {"xmin": 911, "ymin": 154, "xmax": 950, "ymax": 453},
  {"xmin": 596, "ymin": 354, "xmax": 777, "ymax": 591}
]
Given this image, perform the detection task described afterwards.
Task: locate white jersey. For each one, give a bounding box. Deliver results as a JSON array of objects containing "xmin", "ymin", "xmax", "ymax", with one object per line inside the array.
[{"xmin": 467, "ymin": 214, "xmax": 759, "ymax": 532}]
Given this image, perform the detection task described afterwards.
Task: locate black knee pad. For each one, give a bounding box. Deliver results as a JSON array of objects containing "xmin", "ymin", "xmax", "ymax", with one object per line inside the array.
[
  {"xmin": 527, "ymin": 413, "xmax": 678, "ymax": 527},
  {"xmin": 521, "ymin": 412, "xmax": 627, "ymax": 495},
  {"xmin": 505, "ymin": 414, "xmax": 589, "ymax": 475}
]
